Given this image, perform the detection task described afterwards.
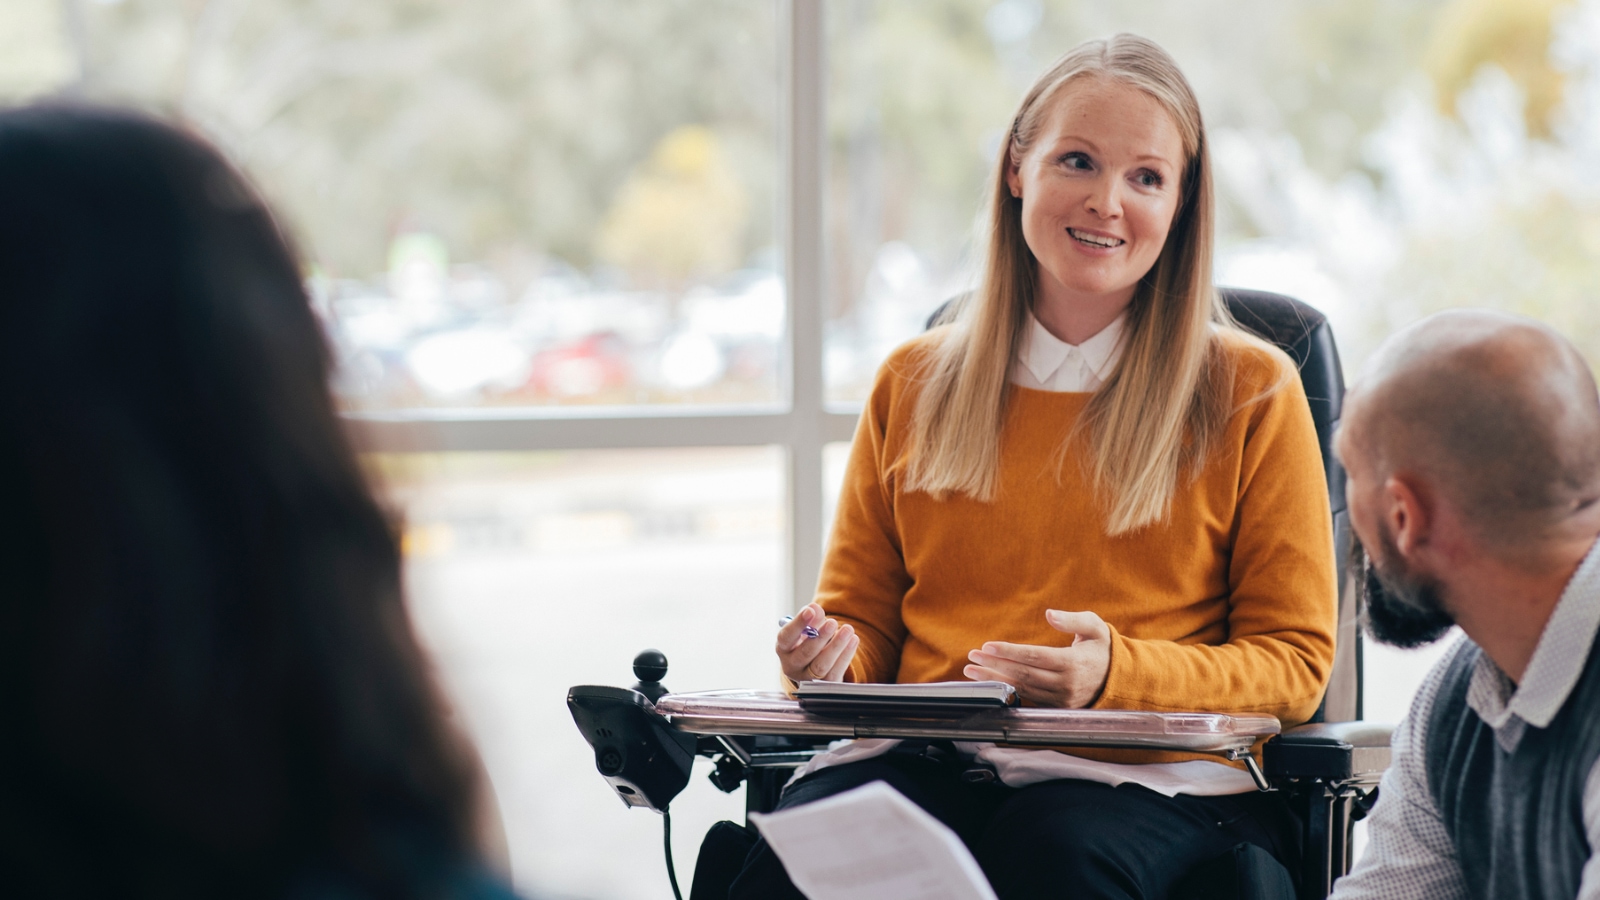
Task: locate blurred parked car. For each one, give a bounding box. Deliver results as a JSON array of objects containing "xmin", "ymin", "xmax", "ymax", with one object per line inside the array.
[{"xmin": 527, "ymin": 332, "xmax": 633, "ymax": 398}]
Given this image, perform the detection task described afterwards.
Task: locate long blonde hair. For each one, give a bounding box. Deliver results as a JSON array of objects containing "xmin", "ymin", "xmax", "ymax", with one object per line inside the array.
[{"xmin": 906, "ymin": 34, "xmax": 1244, "ymax": 535}]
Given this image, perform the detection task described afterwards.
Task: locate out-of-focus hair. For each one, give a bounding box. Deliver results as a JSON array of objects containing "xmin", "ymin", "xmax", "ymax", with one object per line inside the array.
[
  {"xmin": 906, "ymin": 34, "xmax": 1273, "ymax": 534},
  {"xmin": 0, "ymin": 105, "xmax": 484, "ymax": 898}
]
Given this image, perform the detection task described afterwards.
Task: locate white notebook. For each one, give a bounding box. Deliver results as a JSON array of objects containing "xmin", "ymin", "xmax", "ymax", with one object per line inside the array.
[
  {"xmin": 797, "ymin": 681, "xmax": 1014, "ymax": 701},
  {"xmin": 749, "ymin": 781, "xmax": 998, "ymax": 900},
  {"xmin": 795, "ymin": 680, "xmax": 1017, "ymax": 717}
]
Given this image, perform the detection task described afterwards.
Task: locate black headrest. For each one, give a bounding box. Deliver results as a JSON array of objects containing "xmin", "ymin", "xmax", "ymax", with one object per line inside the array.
[{"xmin": 1220, "ymin": 288, "xmax": 1345, "ymax": 508}]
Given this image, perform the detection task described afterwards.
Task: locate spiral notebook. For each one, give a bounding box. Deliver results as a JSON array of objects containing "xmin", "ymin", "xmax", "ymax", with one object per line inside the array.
[{"xmin": 795, "ymin": 680, "xmax": 1017, "ymax": 718}]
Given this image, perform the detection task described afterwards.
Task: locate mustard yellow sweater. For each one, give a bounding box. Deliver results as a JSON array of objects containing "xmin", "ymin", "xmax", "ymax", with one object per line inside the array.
[{"xmin": 817, "ymin": 327, "xmax": 1338, "ymax": 765}]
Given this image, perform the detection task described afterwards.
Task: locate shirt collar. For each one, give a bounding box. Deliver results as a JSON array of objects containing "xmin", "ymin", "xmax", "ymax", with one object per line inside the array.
[
  {"xmin": 1019, "ymin": 312, "xmax": 1126, "ymax": 387},
  {"xmin": 1467, "ymin": 536, "xmax": 1600, "ymax": 748}
]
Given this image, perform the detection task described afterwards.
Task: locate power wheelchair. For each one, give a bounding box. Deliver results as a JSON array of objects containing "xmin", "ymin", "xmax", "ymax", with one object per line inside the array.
[{"xmin": 569, "ymin": 290, "xmax": 1392, "ymax": 899}]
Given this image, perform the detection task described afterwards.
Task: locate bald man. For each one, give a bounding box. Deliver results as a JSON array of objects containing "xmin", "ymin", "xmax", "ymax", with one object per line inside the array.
[{"xmin": 1330, "ymin": 309, "xmax": 1600, "ymax": 899}]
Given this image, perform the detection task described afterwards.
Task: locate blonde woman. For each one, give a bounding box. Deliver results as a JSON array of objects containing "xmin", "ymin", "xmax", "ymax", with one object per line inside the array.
[{"xmin": 734, "ymin": 34, "xmax": 1337, "ymax": 900}]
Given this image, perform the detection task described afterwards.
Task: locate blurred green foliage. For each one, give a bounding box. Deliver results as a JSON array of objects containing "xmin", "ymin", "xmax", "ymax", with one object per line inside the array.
[
  {"xmin": 2, "ymin": 0, "xmax": 1597, "ymax": 371},
  {"xmin": 0, "ymin": 0, "xmax": 778, "ymax": 287},
  {"xmin": 1427, "ymin": 0, "xmax": 1572, "ymax": 136},
  {"xmin": 596, "ymin": 125, "xmax": 752, "ymax": 287}
]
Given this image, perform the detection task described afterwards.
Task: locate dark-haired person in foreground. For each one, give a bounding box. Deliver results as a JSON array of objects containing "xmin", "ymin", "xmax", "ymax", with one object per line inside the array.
[
  {"xmin": 1330, "ymin": 310, "xmax": 1600, "ymax": 898},
  {"xmin": 0, "ymin": 104, "xmax": 518, "ymax": 899}
]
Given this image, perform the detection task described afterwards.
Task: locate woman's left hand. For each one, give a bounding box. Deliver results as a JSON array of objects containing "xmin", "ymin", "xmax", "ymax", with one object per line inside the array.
[{"xmin": 962, "ymin": 609, "xmax": 1112, "ymax": 708}]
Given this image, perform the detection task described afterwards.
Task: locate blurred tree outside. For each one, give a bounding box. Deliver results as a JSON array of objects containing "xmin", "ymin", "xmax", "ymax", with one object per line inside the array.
[
  {"xmin": 827, "ymin": 1, "xmax": 1015, "ymax": 319},
  {"xmin": 1341, "ymin": 0, "xmax": 1600, "ymax": 368},
  {"xmin": 596, "ymin": 125, "xmax": 751, "ymax": 288},
  {"xmin": 1427, "ymin": 0, "xmax": 1570, "ymax": 137},
  {"xmin": 0, "ymin": 0, "xmax": 778, "ymax": 291}
]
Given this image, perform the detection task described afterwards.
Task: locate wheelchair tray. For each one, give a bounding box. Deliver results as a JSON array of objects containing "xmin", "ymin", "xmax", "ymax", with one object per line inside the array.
[{"xmin": 654, "ymin": 690, "xmax": 1278, "ymax": 754}]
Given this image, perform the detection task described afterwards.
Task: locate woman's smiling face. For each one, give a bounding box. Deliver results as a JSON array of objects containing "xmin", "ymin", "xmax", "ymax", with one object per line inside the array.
[{"xmin": 1006, "ymin": 76, "xmax": 1186, "ymax": 315}]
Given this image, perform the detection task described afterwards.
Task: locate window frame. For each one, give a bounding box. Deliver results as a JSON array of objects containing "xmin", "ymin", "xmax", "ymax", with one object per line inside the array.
[{"xmin": 346, "ymin": 0, "xmax": 850, "ymax": 612}]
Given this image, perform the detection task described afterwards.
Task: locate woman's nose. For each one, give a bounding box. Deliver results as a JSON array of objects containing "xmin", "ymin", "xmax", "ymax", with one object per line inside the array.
[{"xmin": 1083, "ymin": 174, "xmax": 1122, "ymax": 218}]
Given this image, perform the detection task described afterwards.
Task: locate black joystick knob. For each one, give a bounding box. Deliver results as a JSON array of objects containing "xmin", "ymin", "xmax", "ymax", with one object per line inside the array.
[
  {"xmin": 632, "ymin": 649, "xmax": 669, "ymax": 703},
  {"xmin": 633, "ymin": 649, "xmax": 668, "ymax": 682}
]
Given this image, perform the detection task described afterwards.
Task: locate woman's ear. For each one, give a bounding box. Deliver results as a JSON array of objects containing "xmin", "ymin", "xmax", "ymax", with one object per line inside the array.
[{"xmin": 1005, "ymin": 155, "xmax": 1022, "ymax": 200}]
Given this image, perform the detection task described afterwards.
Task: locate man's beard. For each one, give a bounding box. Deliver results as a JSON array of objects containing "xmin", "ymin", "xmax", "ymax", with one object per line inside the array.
[{"xmin": 1353, "ymin": 524, "xmax": 1455, "ymax": 648}]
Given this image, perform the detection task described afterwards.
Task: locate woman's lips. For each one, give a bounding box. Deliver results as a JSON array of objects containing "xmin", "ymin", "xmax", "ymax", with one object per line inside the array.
[{"xmin": 1068, "ymin": 227, "xmax": 1125, "ymax": 249}]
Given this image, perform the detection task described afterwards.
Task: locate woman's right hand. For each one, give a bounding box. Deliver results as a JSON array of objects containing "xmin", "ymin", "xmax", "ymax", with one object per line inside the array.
[{"xmin": 778, "ymin": 602, "xmax": 859, "ymax": 683}]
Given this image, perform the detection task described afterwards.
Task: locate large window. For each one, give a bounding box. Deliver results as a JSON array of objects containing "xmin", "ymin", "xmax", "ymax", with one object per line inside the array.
[{"xmin": 8, "ymin": 0, "xmax": 1600, "ymax": 896}]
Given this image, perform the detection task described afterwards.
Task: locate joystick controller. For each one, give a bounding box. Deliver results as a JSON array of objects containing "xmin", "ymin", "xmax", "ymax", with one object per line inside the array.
[
  {"xmin": 566, "ymin": 648, "xmax": 694, "ymax": 812},
  {"xmin": 632, "ymin": 649, "xmax": 670, "ymax": 703}
]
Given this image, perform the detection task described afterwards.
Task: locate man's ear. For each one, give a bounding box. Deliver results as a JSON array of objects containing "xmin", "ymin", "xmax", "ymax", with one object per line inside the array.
[{"xmin": 1383, "ymin": 474, "xmax": 1433, "ymax": 559}]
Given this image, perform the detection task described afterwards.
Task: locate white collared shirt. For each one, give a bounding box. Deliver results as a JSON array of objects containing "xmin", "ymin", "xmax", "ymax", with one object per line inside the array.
[
  {"xmin": 1332, "ymin": 537, "xmax": 1600, "ymax": 899},
  {"xmin": 1010, "ymin": 312, "xmax": 1126, "ymax": 392}
]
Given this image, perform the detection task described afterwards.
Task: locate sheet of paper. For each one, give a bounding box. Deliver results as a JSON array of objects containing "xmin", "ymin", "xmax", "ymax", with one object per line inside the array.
[{"xmin": 748, "ymin": 781, "xmax": 999, "ymax": 900}]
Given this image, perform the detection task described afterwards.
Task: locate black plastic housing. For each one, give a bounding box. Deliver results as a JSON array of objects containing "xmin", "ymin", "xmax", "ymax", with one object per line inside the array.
[{"xmin": 567, "ymin": 685, "xmax": 697, "ymax": 812}]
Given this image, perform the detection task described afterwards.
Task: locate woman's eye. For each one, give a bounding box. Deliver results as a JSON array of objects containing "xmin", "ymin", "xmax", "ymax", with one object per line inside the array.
[
  {"xmin": 1135, "ymin": 170, "xmax": 1164, "ymax": 188},
  {"xmin": 1059, "ymin": 152, "xmax": 1092, "ymax": 170}
]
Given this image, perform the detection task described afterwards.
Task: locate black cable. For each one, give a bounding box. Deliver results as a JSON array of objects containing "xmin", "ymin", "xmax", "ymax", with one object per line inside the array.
[{"xmin": 664, "ymin": 808, "xmax": 684, "ymax": 900}]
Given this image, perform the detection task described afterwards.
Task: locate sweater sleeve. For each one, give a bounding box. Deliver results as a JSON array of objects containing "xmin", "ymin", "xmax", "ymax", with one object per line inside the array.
[
  {"xmin": 812, "ymin": 353, "xmax": 915, "ymax": 685},
  {"xmin": 1094, "ymin": 355, "xmax": 1339, "ymax": 725}
]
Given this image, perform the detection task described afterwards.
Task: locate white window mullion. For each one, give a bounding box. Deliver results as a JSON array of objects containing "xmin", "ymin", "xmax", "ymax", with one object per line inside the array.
[
  {"xmin": 782, "ymin": 0, "xmax": 828, "ymax": 615},
  {"xmin": 345, "ymin": 407, "xmax": 855, "ymax": 453}
]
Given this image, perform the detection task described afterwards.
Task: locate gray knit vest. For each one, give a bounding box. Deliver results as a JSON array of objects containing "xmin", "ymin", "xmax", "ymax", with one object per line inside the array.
[{"xmin": 1425, "ymin": 638, "xmax": 1600, "ymax": 899}]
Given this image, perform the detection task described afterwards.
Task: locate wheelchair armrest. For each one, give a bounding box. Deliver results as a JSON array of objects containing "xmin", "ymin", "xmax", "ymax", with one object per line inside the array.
[{"xmin": 1263, "ymin": 721, "xmax": 1392, "ymax": 783}]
